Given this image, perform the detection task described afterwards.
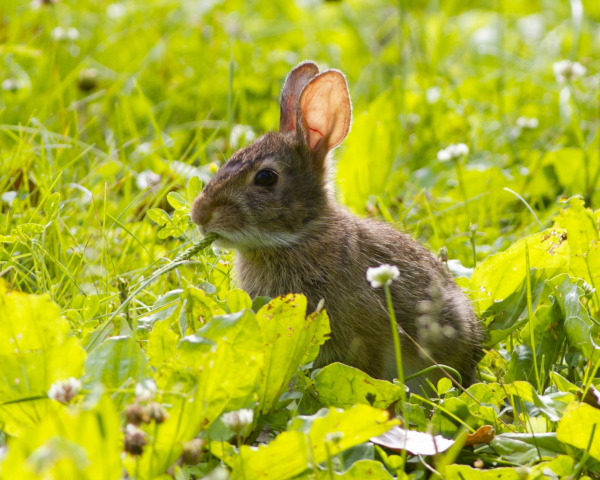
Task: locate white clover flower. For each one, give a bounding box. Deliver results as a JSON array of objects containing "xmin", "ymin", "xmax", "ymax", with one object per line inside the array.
[
  {"xmin": 135, "ymin": 379, "xmax": 157, "ymax": 402},
  {"xmin": 516, "ymin": 116, "xmax": 539, "ymax": 129},
  {"xmin": 51, "ymin": 26, "xmax": 67, "ymax": 41},
  {"xmin": 426, "ymin": 86, "xmax": 441, "ymax": 104},
  {"xmin": 107, "ymin": 3, "xmax": 126, "ymax": 19},
  {"xmin": 136, "ymin": 169, "xmax": 161, "ymax": 190},
  {"xmin": 230, "ymin": 124, "xmax": 256, "ymax": 149},
  {"xmin": 1, "ymin": 191, "xmax": 18, "ymax": 204},
  {"xmin": 221, "ymin": 408, "xmax": 254, "ymax": 434},
  {"xmin": 553, "ymin": 60, "xmax": 586, "ymax": 83},
  {"xmin": 366, "ymin": 264, "xmax": 400, "ymax": 288},
  {"xmin": 66, "ymin": 27, "xmax": 79, "ymax": 41},
  {"xmin": 436, "ymin": 143, "xmax": 469, "ymax": 162},
  {"xmin": 2, "ymin": 79, "xmax": 20, "ymax": 92},
  {"xmin": 48, "ymin": 377, "xmax": 82, "ymax": 404}
]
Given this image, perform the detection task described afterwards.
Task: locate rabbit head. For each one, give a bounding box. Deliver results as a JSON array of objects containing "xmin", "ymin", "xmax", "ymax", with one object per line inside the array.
[{"xmin": 190, "ymin": 61, "xmax": 352, "ymax": 251}]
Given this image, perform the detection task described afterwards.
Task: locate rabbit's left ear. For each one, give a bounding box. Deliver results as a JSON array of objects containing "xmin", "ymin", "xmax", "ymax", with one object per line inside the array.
[
  {"xmin": 297, "ymin": 70, "xmax": 351, "ymax": 153},
  {"xmin": 279, "ymin": 61, "xmax": 320, "ymax": 133}
]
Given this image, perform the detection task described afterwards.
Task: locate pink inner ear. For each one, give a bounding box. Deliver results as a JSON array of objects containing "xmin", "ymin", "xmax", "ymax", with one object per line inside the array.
[{"xmin": 298, "ymin": 71, "xmax": 351, "ymax": 152}]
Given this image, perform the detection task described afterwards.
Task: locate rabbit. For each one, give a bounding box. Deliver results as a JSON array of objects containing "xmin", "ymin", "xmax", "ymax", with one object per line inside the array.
[{"xmin": 191, "ymin": 61, "xmax": 484, "ymax": 390}]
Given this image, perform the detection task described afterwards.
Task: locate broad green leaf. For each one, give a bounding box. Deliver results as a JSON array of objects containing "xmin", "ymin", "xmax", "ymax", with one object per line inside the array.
[
  {"xmin": 336, "ymin": 459, "xmax": 394, "ymax": 479},
  {"xmin": 471, "ymin": 229, "xmax": 569, "ymax": 314},
  {"xmin": 556, "ymin": 402, "xmax": 600, "ymax": 462},
  {"xmin": 553, "ymin": 196, "xmax": 600, "ymax": 296},
  {"xmin": 314, "ymin": 363, "xmax": 403, "ymax": 409},
  {"xmin": 158, "ymin": 226, "xmax": 185, "ymax": 239},
  {"xmin": 489, "ymin": 433, "xmax": 566, "ymax": 465},
  {"xmin": 187, "ymin": 176, "xmax": 203, "ymax": 201},
  {"xmin": 176, "ymin": 286, "xmax": 227, "ymax": 334},
  {"xmin": 430, "ymin": 397, "xmax": 471, "ymax": 436},
  {"xmin": 296, "ymin": 459, "xmax": 395, "ymax": 479},
  {"xmin": 445, "ymin": 465, "xmax": 524, "ymax": 480},
  {"xmin": 549, "ymin": 371, "xmax": 578, "ymax": 393},
  {"xmin": 147, "ymin": 319, "xmax": 178, "ymax": 369},
  {"xmin": 129, "ymin": 309, "xmax": 264, "ymax": 479},
  {"xmin": 147, "ymin": 208, "xmax": 171, "ymax": 226},
  {"xmin": 550, "ymin": 274, "xmax": 600, "ymax": 359},
  {"xmin": 82, "ymin": 294, "xmax": 100, "ymax": 321},
  {"xmin": 226, "ymin": 288, "xmax": 252, "ymax": 313},
  {"xmin": 0, "ymin": 395, "xmax": 121, "ymax": 480},
  {"xmin": 166, "ymin": 191, "xmax": 188, "ymax": 210},
  {"xmin": 255, "ymin": 294, "xmax": 330, "ymax": 414},
  {"xmin": 543, "ymin": 150, "xmax": 600, "ymax": 194},
  {"xmin": 143, "ymin": 289, "xmax": 183, "ymax": 327},
  {"xmin": 503, "ymin": 381, "xmax": 575, "ymax": 422},
  {"xmin": 83, "ymin": 336, "xmax": 149, "ymax": 401},
  {"xmin": 230, "ymin": 405, "xmax": 398, "ymax": 480},
  {"xmin": 0, "ymin": 282, "xmax": 86, "ymax": 436},
  {"xmin": 528, "ymin": 455, "xmax": 575, "ymax": 478},
  {"xmin": 483, "ymin": 269, "xmax": 548, "ymax": 346}
]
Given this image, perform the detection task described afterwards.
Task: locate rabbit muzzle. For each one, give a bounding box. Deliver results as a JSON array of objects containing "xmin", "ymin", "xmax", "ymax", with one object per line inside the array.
[{"xmin": 190, "ymin": 193, "xmax": 213, "ymax": 230}]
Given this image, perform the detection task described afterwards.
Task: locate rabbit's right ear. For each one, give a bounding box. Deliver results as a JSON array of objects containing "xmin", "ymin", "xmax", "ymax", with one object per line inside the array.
[
  {"xmin": 279, "ymin": 61, "xmax": 320, "ymax": 133},
  {"xmin": 297, "ymin": 70, "xmax": 351, "ymax": 155}
]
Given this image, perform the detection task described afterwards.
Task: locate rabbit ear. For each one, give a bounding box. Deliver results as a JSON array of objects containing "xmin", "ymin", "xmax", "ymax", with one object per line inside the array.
[
  {"xmin": 297, "ymin": 70, "xmax": 351, "ymax": 153},
  {"xmin": 279, "ymin": 61, "xmax": 320, "ymax": 133}
]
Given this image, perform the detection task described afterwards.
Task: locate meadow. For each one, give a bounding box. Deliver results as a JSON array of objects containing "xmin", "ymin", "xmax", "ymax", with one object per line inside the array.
[{"xmin": 1, "ymin": 0, "xmax": 600, "ymax": 478}]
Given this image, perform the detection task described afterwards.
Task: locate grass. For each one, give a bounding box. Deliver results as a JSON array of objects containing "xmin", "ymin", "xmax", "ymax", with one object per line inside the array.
[{"xmin": 1, "ymin": 0, "xmax": 600, "ymax": 479}]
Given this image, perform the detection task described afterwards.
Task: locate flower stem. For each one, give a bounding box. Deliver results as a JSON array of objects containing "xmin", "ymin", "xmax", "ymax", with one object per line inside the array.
[{"xmin": 384, "ymin": 283, "xmax": 408, "ymax": 472}]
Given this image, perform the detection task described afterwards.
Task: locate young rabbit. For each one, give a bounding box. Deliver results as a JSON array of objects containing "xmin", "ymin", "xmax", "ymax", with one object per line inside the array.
[{"xmin": 191, "ymin": 61, "xmax": 484, "ymax": 389}]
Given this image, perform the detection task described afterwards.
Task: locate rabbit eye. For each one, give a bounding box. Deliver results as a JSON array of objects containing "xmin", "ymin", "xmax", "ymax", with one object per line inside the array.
[{"xmin": 254, "ymin": 169, "xmax": 278, "ymax": 187}]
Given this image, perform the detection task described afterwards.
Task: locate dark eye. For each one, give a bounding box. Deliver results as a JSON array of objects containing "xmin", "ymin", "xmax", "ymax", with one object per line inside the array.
[{"xmin": 254, "ymin": 169, "xmax": 278, "ymax": 187}]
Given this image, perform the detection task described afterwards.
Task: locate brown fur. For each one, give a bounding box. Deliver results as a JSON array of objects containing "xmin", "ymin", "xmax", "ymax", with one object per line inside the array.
[{"xmin": 191, "ymin": 62, "xmax": 484, "ymax": 390}]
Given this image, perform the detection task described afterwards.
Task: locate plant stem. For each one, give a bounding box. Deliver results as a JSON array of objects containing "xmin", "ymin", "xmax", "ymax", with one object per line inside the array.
[
  {"xmin": 525, "ymin": 241, "xmax": 541, "ymax": 391},
  {"xmin": 384, "ymin": 283, "xmax": 408, "ymax": 471}
]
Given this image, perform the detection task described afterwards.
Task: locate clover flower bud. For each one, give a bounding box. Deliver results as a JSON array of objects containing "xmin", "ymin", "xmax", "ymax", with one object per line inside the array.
[
  {"xmin": 221, "ymin": 408, "xmax": 254, "ymax": 435},
  {"xmin": 366, "ymin": 264, "xmax": 400, "ymax": 288},
  {"xmin": 553, "ymin": 60, "xmax": 586, "ymax": 83},
  {"xmin": 48, "ymin": 377, "xmax": 81, "ymax": 404}
]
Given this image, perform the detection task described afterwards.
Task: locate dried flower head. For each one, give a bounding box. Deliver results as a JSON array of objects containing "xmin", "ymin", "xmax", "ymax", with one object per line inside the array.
[
  {"xmin": 125, "ymin": 402, "xmax": 151, "ymax": 426},
  {"xmin": 366, "ymin": 264, "xmax": 400, "ymax": 288},
  {"xmin": 181, "ymin": 438, "xmax": 206, "ymax": 465},
  {"xmin": 437, "ymin": 143, "xmax": 469, "ymax": 162},
  {"xmin": 147, "ymin": 402, "xmax": 169, "ymax": 424},
  {"xmin": 221, "ymin": 408, "xmax": 254, "ymax": 435},
  {"xmin": 553, "ymin": 60, "xmax": 586, "ymax": 83},
  {"xmin": 124, "ymin": 424, "xmax": 147, "ymax": 456},
  {"xmin": 48, "ymin": 377, "xmax": 81, "ymax": 404}
]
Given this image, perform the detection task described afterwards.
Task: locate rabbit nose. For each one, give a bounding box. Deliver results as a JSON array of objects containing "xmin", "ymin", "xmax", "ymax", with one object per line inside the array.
[{"xmin": 190, "ymin": 194, "xmax": 213, "ymax": 226}]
